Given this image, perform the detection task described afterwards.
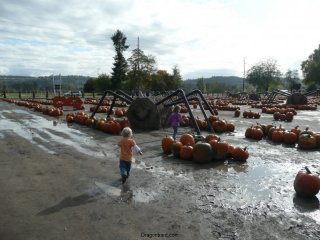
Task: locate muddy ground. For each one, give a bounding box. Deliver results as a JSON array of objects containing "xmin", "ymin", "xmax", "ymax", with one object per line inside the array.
[{"xmin": 0, "ymin": 99, "xmax": 320, "ymax": 240}]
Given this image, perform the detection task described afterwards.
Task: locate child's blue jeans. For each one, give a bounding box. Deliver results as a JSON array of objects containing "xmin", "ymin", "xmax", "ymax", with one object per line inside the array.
[
  {"xmin": 119, "ymin": 160, "xmax": 132, "ymax": 178},
  {"xmin": 172, "ymin": 126, "xmax": 178, "ymax": 140}
]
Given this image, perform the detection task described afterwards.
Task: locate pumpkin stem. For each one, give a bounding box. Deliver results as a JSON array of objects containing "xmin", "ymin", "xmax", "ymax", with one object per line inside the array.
[{"xmin": 305, "ymin": 166, "xmax": 311, "ymax": 174}]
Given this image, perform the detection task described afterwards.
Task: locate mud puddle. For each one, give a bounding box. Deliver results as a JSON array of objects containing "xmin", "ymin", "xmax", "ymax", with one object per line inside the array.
[{"xmin": 0, "ymin": 106, "xmax": 111, "ymax": 158}]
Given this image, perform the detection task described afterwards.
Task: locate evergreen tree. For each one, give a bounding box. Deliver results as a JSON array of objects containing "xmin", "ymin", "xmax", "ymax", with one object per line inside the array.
[{"xmin": 110, "ymin": 30, "xmax": 129, "ymax": 90}]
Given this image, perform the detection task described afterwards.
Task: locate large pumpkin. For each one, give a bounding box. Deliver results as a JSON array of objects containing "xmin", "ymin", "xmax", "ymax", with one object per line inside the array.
[
  {"xmin": 298, "ymin": 133, "xmax": 317, "ymax": 150},
  {"xmin": 283, "ymin": 131, "xmax": 298, "ymax": 145},
  {"xmin": 192, "ymin": 142, "xmax": 213, "ymax": 163},
  {"xmin": 212, "ymin": 120, "xmax": 227, "ymax": 133},
  {"xmin": 179, "ymin": 134, "xmax": 195, "ymax": 146},
  {"xmin": 161, "ymin": 135, "xmax": 174, "ymax": 154},
  {"xmin": 294, "ymin": 167, "xmax": 320, "ymax": 197},
  {"xmin": 210, "ymin": 140, "xmax": 229, "ymax": 161}
]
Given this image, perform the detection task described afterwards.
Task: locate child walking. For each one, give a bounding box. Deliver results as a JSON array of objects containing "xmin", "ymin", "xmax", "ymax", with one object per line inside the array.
[
  {"xmin": 114, "ymin": 127, "xmax": 143, "ymax": 184},
  {"xmin": 168, "ymin": 105, "xmax": 183, "ymax": 140}
]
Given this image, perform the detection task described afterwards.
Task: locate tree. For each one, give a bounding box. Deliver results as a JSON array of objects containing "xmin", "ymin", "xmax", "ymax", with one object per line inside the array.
[
  {"xmin": 83, "ymin": 78, "xmax": 96, "ymax": 93},
  {"xmin": 196, "ymin": 78, "xmax": 205, "ymax": 92},
  {"xmin": 110, "ymin": 30, "xmax": 129, "ymax": 90},
  {"xmin": 95, "ymin": 74, "xmax": 112, "ymax": 92},
  {"xmin": 301, "ymin": 44, "xmax": 320, "ymax": 87},
  {"xmin": 284, "ymin": 69, "xmax": 300, "ymax": 92},
  {"xmin": 246, "ymin": 59, "xmax": 282, "ymax": 91},
  {"xmin": 171, "ymin": 65, "xmax": 183, "ymax": 89},
  {"xmin": 127, "ymin": 48, "xmax": 156, "ymax": 90}
]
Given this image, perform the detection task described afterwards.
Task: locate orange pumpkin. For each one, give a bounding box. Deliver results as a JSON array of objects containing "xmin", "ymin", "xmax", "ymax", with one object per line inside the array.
[
  {"xmin": 171, "ymin": 141, "xmax": 183, "ymax": 158},
  {"xmin": 212, "ymin": 120, "xmax": 227, "ymax": 133},
  {"xmin": 231, "ymin": 147, "xmax": 249, "ymax": 161},
  {"xmin": 294, "ymin": 167, "xmax": 320, "ymax": 197},
  {"xmin": 179, "ymin": 134, "xmax": 195, "ymax": 146},
  {"xmin": 283, "ymin": 131, "xmax": 297, "ymax": 144},
  {"xmin": 272, "ymin": 129, "xmax": 284, "ymax": 142},
  {"xmin": 298, "ymin": 133, "xmax": 317, "ymax": 150},
  {"xmin": 205, "ymin": 134, "xmax": 220, "ymax": 143},
  {"xmin": 161, "ymin": 136, "xmax": 174, "ymax": 154},
  {"xmin": 180, "ymin": 145, "xmax": 193, "ymax": 160}
]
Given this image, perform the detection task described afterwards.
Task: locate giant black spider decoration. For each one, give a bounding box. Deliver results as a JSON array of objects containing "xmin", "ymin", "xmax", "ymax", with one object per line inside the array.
[{"xmin": 90, "ymin": 89, "xmax": 216, "ymax": 136}]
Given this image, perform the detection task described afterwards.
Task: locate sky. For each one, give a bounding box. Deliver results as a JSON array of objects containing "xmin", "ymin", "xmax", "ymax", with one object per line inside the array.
[{"xmin": 0, "ymin": 0, "xmax": 320, "ymax": 79}]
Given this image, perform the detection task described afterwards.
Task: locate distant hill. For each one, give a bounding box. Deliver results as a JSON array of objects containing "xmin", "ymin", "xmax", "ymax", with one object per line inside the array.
[
  {"xmin": 0, "ymin": 75, "xmax": 92, "ymax": 91},
  {"xmin": 183, "ymin": 76, "xmax": 243, "ymax": 87}
]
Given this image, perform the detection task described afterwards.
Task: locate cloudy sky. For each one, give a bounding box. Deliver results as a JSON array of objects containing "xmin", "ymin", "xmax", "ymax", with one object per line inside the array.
[{"xmin": 0, "ymin": 0, "xmax": 319, "ymax": 79}]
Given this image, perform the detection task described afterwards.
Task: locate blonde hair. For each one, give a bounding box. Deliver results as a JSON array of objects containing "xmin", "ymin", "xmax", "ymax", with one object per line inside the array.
[
  {"xmin": 121, "ymin": 127, "xmax": 133, "ymax": 138},
  {"xmin": 173, "ymin": 105, "xmax": 181, "ymax": 113}
]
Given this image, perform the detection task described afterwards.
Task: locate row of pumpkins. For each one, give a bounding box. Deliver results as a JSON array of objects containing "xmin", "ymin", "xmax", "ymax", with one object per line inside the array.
[
  {"xmin": 161, "ymin": 133, "xmax": 249, "ymax": 163},
  {"xmin": 66, "ymin": 111, "xmax": 130, "ymax": 135},
  {"xmin": 89, "ymin": 105, "xmax": 127, "ymax": 117},
  {"xmin": 2, "ymin": 98, "xmax": 64, "ymax": 116},
  {"xmin": 181, "ymin": 115, "xmax": 235, "ymax": 133},
  {"xmin": 245, "ymin": 124, "xmax": 320, "ymax": 149}
]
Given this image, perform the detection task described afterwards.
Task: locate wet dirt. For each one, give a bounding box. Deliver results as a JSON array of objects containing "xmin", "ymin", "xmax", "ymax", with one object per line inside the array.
[{"xmin": 0, "ymin": 100, "xmax": 320, "ymax": 240}]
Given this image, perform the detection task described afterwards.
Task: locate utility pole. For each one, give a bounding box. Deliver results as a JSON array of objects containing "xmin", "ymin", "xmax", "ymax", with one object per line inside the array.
[
  {"xmin": 137, "ymin": 36, "xmax": 141, "ymax": 93},
  {"xmin": 243, "ymin": 57, "xmax": 246, "ymax": 92}
]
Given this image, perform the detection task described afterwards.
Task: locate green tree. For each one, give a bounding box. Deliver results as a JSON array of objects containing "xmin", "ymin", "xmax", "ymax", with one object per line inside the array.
[
  {"xmin": 246, "ymin": 59, "xmax": 282, "ymax": 91},
  {"xmin": 110, "ymin": 30, "xmax": 129, "ymax": 90},
  {"xmin": 153, "ymin": 70, "xmax": 172, "ymax": 90},
  {"xmin": 196, "ymin": 78, "xmax": 205, "ymax": 92},
  {"xmin": 83, "ymin": 78, "xmax": 96, "ymax": 93},
  {"xmin": 301, "ymin": 44, "xmax": 320, "ymax": 87},
  {"xmin": 171, "ymin": 65, "xmax": 183, "ymax": 89},
  {"xmin": 95, "ymin": 74, "xmax": 112, "ymax": 92},
  {"xmin": 284, "ymin": 69, "xmax": 300, "ymax": 92},
  {"xmin": 127, "ymin": 48, "xmax": 156, "ymax": 90}
]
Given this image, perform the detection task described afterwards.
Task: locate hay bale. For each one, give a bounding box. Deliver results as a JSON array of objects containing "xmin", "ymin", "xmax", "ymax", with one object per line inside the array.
[
  {"xmin": 127, "ymin": 98, "xmax": 160, "ymax": 130},
  {"xmin": 286, "ymin": 93, "xmax": 308, "ymax": 105}
]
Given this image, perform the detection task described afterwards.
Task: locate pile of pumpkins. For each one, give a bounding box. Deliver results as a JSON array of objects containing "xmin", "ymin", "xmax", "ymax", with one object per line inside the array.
[
  {"xmin": 161, "ymin": 133, "xmax": 249, "ymax": 163},
  {"xmin": 66, "ymin": 111, "xmax": 131, "ymax": 135},
  {"xmin": 242, "ymin": 110, "xmax": 261, "ymax": 119},
  {"xmin": 273, "ymin": 111, "xmax": 294, "ymax": 122},
  {"xmin": 245, "ymin": 124, "xmax": 320, "ymax": 150},
  {"xmin": 181, "ymin": 115, "xmax": 235, "ymax": 133}
]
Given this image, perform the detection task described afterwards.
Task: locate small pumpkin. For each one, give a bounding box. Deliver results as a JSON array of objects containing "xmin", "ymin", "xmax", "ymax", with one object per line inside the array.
[
  {"xmin": 180, "ymin": 145, "xmax": 193, "ymax": 160},
  {"xmin": 205, "ymin": 134, "xmax": 220, "ymax": 143},
  {"xmin": 171, "ymin": 141, "xmax": 183, "ymax": 158},
  {"xmin": 285, "ymin": 112, "xmax": 294, "ymax": 122},
  {"xmin": 234, "ymin": 109, "xmax": 241, "ymax": 117},
  {"xmin": 231, "ymin": 147, "xmax": 249, "ymax": 161}
]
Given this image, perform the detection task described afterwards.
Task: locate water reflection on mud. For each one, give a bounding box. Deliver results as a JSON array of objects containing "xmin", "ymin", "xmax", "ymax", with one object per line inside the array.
[{"xmin": 0, "ymin": 108, "xmax": 109, "ymax": 158}]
